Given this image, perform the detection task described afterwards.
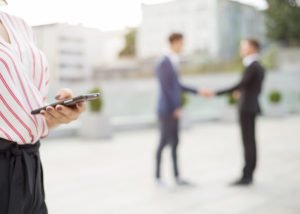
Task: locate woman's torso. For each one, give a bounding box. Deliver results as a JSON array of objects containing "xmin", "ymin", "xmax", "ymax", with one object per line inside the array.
[{"xmin": 0, "ymin": 12, "xmax": 49, "ymax": 144}]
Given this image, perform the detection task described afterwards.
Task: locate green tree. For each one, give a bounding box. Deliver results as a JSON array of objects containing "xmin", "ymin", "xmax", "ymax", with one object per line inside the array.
[
  {"xmin": 119, "ymin": 28, "xmax": 136, "ymax": 57},
  {"xmin": 265, "ymin": 0, "xmax": 300, "ymax": 46}
]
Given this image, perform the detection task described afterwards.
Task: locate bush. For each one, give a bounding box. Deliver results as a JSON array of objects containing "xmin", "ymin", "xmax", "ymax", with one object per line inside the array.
[
  {"xmin": 181, "ymin": 93, "xmax": 189, "ymax": 107},
  {"xmin": 269, "ymin": 90, "xmax": 282, "ymax": 104},
  {"xmin": 228, "ymin": 93, "xmax": 237, "ymax": 105},
  {"xmin": 88, "ymin": 87, "xmax": 103, "ymax": 112}
]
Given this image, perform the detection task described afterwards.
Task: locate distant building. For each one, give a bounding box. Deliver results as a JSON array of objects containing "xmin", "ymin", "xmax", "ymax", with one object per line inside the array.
[
  {"xmin": 137, "ymin": 0, "xmax": 265, "ymax": 61},
  {"xmin": 33, "ymin": 23, "xmax": 124, "ymax": 84}
]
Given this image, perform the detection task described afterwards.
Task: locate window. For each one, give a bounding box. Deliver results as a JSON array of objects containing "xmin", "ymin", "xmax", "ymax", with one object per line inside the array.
[
  {"xmin": 60, "ymin": 50, "xmax": 83, "ymax": 56},
  {"xmin": 59, "ymin": 63, "xmax": 83, "ymax": 69},
  {"xmin": 59, "ymin": 36, "xmax": 83, "ymax": 43}
]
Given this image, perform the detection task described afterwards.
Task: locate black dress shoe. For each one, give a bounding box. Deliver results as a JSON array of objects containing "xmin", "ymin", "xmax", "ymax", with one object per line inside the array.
[{"xmin": 230, "ymin": 178, "xmax": 253, "ymax": 186}]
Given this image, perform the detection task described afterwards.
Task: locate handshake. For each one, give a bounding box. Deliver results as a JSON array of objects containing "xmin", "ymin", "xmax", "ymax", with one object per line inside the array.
[
  {"xmin": 198, "ymin": 89, "xmax": 215, "ymax": 98},
  {"xmin": 197, "ymin": 89, "xmax": 241, "ymax": 99}
]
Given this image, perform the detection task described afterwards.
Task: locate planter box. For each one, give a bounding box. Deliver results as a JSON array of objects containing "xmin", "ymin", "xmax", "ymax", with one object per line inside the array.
[
  {"xmin": 79, "ymin": 113, "xmax": 113, "ymax": 139},
  {"xmin": 221, "ymin": 105, "xmax": 238, "ymax": 122},
  {"xmin": 267, "ymin": 103, "xmax": 287, "ymax": 117},
  {"xmin": 180, "ymin": 110, "xmax": 192, "ymax": 130}
]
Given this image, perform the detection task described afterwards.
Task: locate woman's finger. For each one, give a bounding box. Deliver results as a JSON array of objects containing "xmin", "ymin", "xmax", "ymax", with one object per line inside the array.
[
  {"xmin": 46, "ymin": 106, "xmax": 69, "ymax": 123},
  {"xmin": 75, "ymin": 102, "xmax": 86, "ymax": 113},
  {"xmin": 42, "ymin": 111, "xmax": 58, "ymax": 125},
  {"xmin": 55, "ymin": 88, "xmax": 73, "ymax": 100},
  {"xmin": 55, "ymin": 105, "xmax": 78, "ymax": 120}
]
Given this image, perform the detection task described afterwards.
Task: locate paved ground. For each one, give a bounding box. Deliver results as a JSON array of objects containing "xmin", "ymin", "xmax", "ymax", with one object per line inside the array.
[{"xmin": 41, "ymin": 116, "xmax": 300, "ymax": 214}]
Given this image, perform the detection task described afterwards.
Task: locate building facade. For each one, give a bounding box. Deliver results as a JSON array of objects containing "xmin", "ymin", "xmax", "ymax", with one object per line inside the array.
[
  {"xmin": 33, "ymin": 24, "xmax": 124, "ymax": 97},
  {"xmin": 137, "ymin": 0, "xmax": 265, "ymax": 61},
  {"xmin": 33, "ymin": 24, "xmax": 124, "ymax": 84}
]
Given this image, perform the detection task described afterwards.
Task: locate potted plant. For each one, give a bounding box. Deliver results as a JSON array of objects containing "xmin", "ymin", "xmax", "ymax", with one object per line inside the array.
[
  {"xmin": 79, "ymin": 87, "xmax": 113, "ymax": 139},
  {"xmin": 88, "ymin": 88, "xmax": 103, "ymax": 112},
  {"xmin": 269, "ymin": 90, "xmax": 282, "ymax": 104},
  {"xmin": 228, "ymin": 93, "xmax": 238, "ymax": 106},
  {"xmin": 180, "ymin": 93, "xmax": 192, "ymax": 129},
  {"xmin": 181, "ymin": 93, "xmax": 189, "ymax": 107},
  {"xmin": 267, "ymin": 90, "xmax": 285, "ymax": 117},
  {"xmin": 222, "ymin": 92, "xmax": 238, "ymax": 122}
]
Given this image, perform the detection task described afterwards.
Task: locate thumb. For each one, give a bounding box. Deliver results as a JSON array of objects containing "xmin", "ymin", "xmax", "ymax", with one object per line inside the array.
[{"xmin": 55, "ymin": 88, "xmax": 73, "ymax": 100}]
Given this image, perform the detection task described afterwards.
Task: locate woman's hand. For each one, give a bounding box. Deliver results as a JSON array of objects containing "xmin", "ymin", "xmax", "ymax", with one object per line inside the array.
[{"xmin": 41, "ymin": 88, "xmax": 86, "ymax": 130}]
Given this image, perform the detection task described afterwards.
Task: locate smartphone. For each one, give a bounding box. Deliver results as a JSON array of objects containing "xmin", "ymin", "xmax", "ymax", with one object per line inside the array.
[{"xmin": 31, "ymin": 93, "xmax": 101, "ymax": 115}]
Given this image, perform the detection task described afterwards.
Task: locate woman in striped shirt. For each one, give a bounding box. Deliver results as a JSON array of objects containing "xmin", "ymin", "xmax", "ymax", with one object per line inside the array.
[{"xmin": 0, "ymin": 1, "xmax": 86, "ymax": 213}]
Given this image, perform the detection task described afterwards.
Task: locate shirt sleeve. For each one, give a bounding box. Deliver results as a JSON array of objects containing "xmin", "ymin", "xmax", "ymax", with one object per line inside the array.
[
  {"xmin": 216, "ymin": 67, "xmax": 258, "ymax": 96},
  {"xmin": 180, "ymin": 84, "xmax": 198, "ymax": 94}
]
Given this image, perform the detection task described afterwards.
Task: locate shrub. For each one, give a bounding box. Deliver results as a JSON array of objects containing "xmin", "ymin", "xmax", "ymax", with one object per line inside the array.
[
  {"xmin": 228, "ymin": 93, "xmax": 237, "ymax": 105},
  {"xmin": 88, "ymin": 87, "xmax": 103, "ymax": 112},
  {"xmin": 269, "ymin": 90, "xmax": 282, "ymax": 104},
  {"xmin": 181, "ymin": 93, "xmax": 189, "ymax": 107}
]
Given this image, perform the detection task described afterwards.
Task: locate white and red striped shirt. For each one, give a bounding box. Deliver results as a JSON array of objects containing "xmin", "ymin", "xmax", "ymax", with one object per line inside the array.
[{"xmin": 0, "ymin": 12, "xmax": 49, "ymax": 145}]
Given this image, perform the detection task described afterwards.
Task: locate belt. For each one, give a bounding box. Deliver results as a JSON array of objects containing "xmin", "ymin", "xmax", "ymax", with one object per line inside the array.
[{"xmin": 0, "ymin": 139, "xmax": 45, "ymax": 214}]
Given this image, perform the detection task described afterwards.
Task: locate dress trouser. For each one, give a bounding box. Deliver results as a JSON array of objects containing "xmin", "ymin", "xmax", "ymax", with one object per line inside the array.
[
  {"xmin": 156, "ymin": 115, "xmax": 180, "ymax": 179},
  {"xmin": 0, "ymin": 138, "xmax": 48, "ymax": 214},
  {"xmin": 239, "ymin": 111, "xmax": 257, "ymax": 180}
]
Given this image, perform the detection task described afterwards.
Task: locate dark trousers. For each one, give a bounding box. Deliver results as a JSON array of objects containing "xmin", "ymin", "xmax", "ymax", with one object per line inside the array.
[
  {"xmin": 156, "ymin": 115, "xmax": 180, "ymax": 179},
  {"xmin": 239, "ymin": 111, "xmax": 257, "ymax": 180},
  {"xmin": 0, "ymin": 139, "xmax": 48, "ymax": 214}
]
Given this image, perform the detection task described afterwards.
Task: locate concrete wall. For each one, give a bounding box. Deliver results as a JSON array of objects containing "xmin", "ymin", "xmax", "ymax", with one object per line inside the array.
[{"xmin": 82, "ymin": 71, "xmax": 300, "ymax": 122}]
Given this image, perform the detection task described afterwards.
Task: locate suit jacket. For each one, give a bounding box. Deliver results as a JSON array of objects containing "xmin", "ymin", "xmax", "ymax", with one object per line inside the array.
[
  {"xmin": 216, "ymin": 61, "xmax": 265, "ymax": 114},
  {"xmin": 156, "ymin": 56, "xmax": 197, "ymax": 116}
]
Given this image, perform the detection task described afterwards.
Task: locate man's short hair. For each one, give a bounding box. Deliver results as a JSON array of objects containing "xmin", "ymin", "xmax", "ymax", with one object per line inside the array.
[
  {"xmin": 246, "ymin": 38, "xmax": 261, "ymax": 51},
  {"xmin": 169, "ymin": 33, "xmax": 184, "ymax": 44}
]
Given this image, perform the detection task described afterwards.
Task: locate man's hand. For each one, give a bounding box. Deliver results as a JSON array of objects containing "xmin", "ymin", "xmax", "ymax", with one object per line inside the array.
[
  {"xmin": 198, "ymin": 89, "xmax": 215, "ymax": 98},
  {"xmin": 233, "ymin": 90, "xmax": 241, "ymax": 100},
  {"xmin": 41, "ymin": 88, "xmax": 86, "ymax": 130},
  {"xmin": 173, "ymin": 108, "xmax": 182, "ymax": 119}
]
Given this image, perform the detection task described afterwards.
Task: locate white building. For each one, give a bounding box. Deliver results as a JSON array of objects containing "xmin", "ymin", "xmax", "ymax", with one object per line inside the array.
[
  {"xmin": 33, "ymin": 24, "xmax": 124, "ymax": 84},
  {"xmin": 137, "ymin": 0, "xmax": 265, "ymax": 60}
]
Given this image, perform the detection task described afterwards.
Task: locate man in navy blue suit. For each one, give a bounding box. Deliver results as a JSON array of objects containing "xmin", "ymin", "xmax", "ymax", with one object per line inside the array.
[{"xmin": 155, "ymin": 33, "xmax": 207, "ymax": 186}]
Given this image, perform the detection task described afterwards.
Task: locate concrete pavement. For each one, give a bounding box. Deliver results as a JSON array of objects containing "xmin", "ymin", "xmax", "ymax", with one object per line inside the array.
[{"xmin": 41, "ymin": 115, "xmax": 300, "ymax": 214}]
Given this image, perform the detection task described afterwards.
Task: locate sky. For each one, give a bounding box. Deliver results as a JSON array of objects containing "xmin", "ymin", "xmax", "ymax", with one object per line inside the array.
[{"xmin": 1, "ymin": 0, "xmax": 268, "ymax": 31}]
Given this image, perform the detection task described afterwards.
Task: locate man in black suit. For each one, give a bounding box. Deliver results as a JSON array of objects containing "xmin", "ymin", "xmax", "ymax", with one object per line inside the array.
[{"xmin": 209, "ymin": 39, "xmax": 265, "ymax": 186}]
